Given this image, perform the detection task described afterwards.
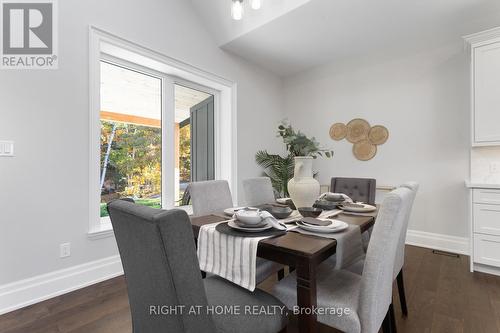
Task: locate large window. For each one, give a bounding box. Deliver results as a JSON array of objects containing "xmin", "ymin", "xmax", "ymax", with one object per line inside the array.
[
  {"xmin": 98, "ymin": 61, "xmax": 216, "ymax": 219},
  {"xmin": 89, "ymin": 28, "xmax": 237, "ymax": 236}
]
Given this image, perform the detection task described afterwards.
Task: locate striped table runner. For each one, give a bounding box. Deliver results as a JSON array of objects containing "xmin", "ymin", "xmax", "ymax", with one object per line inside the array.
[{"xmin": 197, "ymin": 220, "xmax": 275, "ymax": 291}]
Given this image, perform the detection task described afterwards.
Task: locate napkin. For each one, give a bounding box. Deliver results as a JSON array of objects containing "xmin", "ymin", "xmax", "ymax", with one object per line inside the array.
[{"xmin": 260, "ymin": 211, "xmax": 286, "ymax": 230}]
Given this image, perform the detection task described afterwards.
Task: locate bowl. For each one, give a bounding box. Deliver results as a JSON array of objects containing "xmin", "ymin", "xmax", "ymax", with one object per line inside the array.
[
  {"xmin": 323, "ymin": 193, "xmax": 345, "ymax": 202},
  {"xmin": 298, "ymin": 207, "xmax": 323, "ymax": 218},
  {"xmin": 235, "ymin": 209, "xmax": 263, "ymax": 225},
  {"xmin": 263, "ymin": 206, "xmax": 293, "ymax": 219}
]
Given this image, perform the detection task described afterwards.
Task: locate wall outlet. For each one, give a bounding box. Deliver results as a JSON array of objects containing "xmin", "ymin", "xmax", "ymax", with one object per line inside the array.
[
  {"xmin": 60, "ymin": 243, "xmax": 71, "ymax": 258},
  {"xmin": 490, "ymin": 162, "xmax": 500, "ymax": 174},
  {"xmin": 0, "ymin": 141, "xmax": 14, "ymax": 157}
]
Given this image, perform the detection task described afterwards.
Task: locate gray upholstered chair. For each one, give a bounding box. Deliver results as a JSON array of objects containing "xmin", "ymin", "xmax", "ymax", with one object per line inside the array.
[
  {"xmin": 242, "ymin": 177, "xmax": 276, "ymax": 206},
  {"xmin": 190, "ymin": 180, "xmax": 234, "ymax": 217},
  {"xmin": 189, "ymin": 179, "xmax": 285, "ymax": 284},
  {"xmin": 107, "ymin": 199, "xmax": 288, "ymax": 333},
  {"xmin": 394, "ymin": 181, "xmax": 419, "ymax": 316},
  {"xmin": 343, "ymin": 181, "xmax": 419, "ymax": 318},
  {"xmin": 331, "ymin": 177, "xmax": 377, "ymax": 205},
  {"xmin": 271, "ymin": 187, "xmax": 413, "ymax": 333}
]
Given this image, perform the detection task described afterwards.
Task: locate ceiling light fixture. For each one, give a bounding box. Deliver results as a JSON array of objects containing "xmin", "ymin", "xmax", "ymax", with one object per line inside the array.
[
  {"xmin": 231, "ymin": 0, "xmax": 244, "ymax": 20},
  {"xmin": 250, "ymin": 0, "xmax": 261, "ymax": 10},
  {"xmin": 231, "ymin": 0, "xmax": 262, "ymax": 20}
]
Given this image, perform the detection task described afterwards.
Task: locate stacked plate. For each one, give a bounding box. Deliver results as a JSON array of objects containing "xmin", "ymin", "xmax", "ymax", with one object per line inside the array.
[
  {"xmin": 296, "ymin": 218, "xmax": 348, "ymax": 233},
  {"xmin": 339, "ymin": 203, "xmax": 376, "ymax": 213},
  {"xmin": 227, "ymin": 220, "xmax": 272, "ymax": 233}
]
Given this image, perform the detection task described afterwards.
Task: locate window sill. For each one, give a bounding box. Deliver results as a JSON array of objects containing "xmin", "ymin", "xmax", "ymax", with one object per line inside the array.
[{"xmin": 88, "ymin": 221, "xmax": 114, "ymax": 240}]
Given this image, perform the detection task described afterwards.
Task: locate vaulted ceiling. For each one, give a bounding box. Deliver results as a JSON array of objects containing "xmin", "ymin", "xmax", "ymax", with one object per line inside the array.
[{"xmin": 190, "ymin": 0, "xmax": 500, "ymax": 77}]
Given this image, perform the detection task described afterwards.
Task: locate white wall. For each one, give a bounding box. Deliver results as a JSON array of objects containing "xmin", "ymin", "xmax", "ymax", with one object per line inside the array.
[
  {"xmin": 0, "ymin": 0, "xmax": 284, "ymax": 288},
  {"xmin": 283, "ymin": 42, "xmax": 470, "ymax": 238}
]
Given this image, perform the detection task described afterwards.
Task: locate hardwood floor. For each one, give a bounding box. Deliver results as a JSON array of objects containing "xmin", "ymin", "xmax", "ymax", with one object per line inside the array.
[{"xmin": 1, "ymin": 245, "xmax": 500, "ymax": 333}]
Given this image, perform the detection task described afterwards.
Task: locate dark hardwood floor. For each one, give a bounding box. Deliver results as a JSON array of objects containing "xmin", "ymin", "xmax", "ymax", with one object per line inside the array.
[{"xmin": 1, "ymin": 245, "xmax": 500, "ymax": 333}]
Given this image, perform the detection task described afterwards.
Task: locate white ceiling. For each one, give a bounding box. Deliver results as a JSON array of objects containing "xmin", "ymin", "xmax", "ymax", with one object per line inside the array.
[{"xmin": 191, "ymin": 0, "xmax": 500, "ymax": 77}]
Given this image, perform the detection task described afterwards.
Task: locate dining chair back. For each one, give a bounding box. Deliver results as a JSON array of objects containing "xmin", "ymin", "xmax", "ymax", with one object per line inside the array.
[
  {"xmin": 242, "ymin": 177, "xmax": 276, "ymax": 206},
  {"xmin": 330, "ymin": 177, "xmax": 376, "ymax": 205},
  {"xmin": 190, "ymin": 180, "xmax": 233, "ymax": 216},
  {"xmin": 358, "ymin": 187, "xmax": 412, "ymax": 333},
  {"xmin": 395, "ymin": 181, "xmax": 419, "ymax": 277},
  {"xmin": 107, "ymin": 199, "xmax": 217, "ymax": 333}
]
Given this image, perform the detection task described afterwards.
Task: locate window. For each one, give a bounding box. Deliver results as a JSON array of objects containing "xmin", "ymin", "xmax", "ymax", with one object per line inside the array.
[
  {"xmin": 174, "ymin": 84, "xmax": 214, "ymax": 206},
  {"xmin": 89, "ymin": 27, "xmax": 237, "ymax": 237},
  {"xmin": 99, "ymin": 61, "xmax": 162, "ymax": 217}
]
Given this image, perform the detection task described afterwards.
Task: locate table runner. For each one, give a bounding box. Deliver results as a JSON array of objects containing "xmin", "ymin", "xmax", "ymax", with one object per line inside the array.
[
  {"xmin": 197, "ymin": 220, "xmax": 277, "ymax": 291},
  {"xmin": 291, "ymin": 223, "xmax": 364, "ymax": 269}
]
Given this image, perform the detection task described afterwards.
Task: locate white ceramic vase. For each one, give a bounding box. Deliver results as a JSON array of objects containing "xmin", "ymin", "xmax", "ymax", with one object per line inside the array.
[{"xmin": 288, "ymin": 156, "xmax": 320, "ymax": 208}]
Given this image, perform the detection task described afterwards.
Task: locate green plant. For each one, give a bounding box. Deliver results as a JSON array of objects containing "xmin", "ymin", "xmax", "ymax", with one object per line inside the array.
[
  {"xmin": 255, "ymin": 150, "xmax": 294, "ymax": 197},
  {"xmin": 278, "ymin": 121, "xmax": 333, "ymax": 158}
]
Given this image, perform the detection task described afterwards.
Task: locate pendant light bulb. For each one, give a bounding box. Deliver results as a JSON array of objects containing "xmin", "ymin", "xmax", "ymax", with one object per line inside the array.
[
  {"xmin": 232, "ymin": 0, "xmax": 243, "ymax": 20},
  {"xmin": 250, "ymin": 0, "xmax": 261, "ymax": 10}
]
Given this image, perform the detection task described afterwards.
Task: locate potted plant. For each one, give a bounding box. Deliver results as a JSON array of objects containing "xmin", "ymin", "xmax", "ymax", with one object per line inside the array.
[
  {"xmin": 255, "ymin": 121, "xmax": 333, "ymax": 207},
  {"xmin": 277, "ymin": 121, "xmax": 333, "ymax": 208}
]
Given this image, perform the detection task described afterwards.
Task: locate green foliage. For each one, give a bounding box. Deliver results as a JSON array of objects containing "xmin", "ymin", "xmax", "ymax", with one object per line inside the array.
[
  {"xmin": 100, "ymin": 121, "xmax": 162, "ymax": 201},
  {"xmin": 255, "ymin": 150, "xmax": 295, "ymax": 197},
  {"xmin": 179, "ymin": 125, "xmax": 191, "ymax": 182},
  {"xmin": 100, "ymin": 198, "xmax": 161, "ymax": 218},
  {"xmin": 277, "ymin": 121, "xmax": 333, "ymax": 159}
]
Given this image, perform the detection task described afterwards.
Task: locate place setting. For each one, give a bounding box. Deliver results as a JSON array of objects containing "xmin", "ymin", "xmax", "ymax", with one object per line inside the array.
[{"xmin": 216, "ymin": 207, "xmax": 290, "ymax": 238}]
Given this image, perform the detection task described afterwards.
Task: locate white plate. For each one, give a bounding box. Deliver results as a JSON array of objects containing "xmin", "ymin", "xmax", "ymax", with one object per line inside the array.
[
  {"xmin": 339, "ymin": 204, "xmax": 376, "ymax": 213},
  {"xmin": 234, "ymin": 220, "xmax": 268, "ymax": 229},
  {"xmin": 296, "ymin": 219, "xmax": 349, "ymax": 233},
  {"xmin": 224, "ymin": 206, "xmax": 258, "ymax": 216},
  {"xmin": 228, "ymin": 220, "xmax": 272, "ymax": 232}
]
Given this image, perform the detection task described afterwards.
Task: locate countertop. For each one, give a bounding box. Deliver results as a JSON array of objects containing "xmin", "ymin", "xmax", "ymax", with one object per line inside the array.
[{"xmin": 465, "ymin": 180, "xmax": 500, "ymax": 189}]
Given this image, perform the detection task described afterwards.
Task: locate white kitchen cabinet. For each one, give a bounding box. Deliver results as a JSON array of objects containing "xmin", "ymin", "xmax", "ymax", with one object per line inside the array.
[
  {"xmin": 465, "ymin": 27, "xmax": 500, "ymax": 146},
  {"xmin": 466, "ymin": 184, "xmax": 500, "ymax": 275}
]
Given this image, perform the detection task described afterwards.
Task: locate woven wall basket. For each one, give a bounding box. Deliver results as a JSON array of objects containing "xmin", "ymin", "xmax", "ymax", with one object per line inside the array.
[
  {"xmin": 368, "ymin": 125, "xmax": 389, "ymax": 145},
  {"xmin": 352, "ymin": 140, "xmax": 377, "ymax": 161},
  {"xmin": 329, "ymin": 123, "xmax": 347, "ymax": 141},
  {"xmin": 346, "ymin": 118, "xmax": 370, "ymax": 143}
]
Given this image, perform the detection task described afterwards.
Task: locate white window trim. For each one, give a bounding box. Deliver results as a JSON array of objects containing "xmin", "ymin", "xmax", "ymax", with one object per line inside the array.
[{"xmin": 88, "ymin": 26, "xmax": 237, "ymax": 239}]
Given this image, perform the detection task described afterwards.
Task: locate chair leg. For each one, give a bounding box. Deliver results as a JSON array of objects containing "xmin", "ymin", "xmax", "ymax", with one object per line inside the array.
[
  {"xmin": 201, "ymin": 271, "xmax": 206, "ymax": 279},
  {"xmin": 277, "ymin": 268, "xmax": 285, "ymax": 281},
  {"xmin": 389, "ymin": 302, "xmax": 397, "ymax": 333},
  {"xmin": 396, "ymin": 269, "xmax": 408, "ymax": 317},
  {"xmin": 382, "ymin": 306, "xmax": 392, "ymax": 333}
]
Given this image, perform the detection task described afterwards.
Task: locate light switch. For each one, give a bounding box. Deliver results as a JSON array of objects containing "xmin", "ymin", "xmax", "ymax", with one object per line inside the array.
[{"xmin": 0, "ymin": 141, "xmax": 14, "ymax": 157}]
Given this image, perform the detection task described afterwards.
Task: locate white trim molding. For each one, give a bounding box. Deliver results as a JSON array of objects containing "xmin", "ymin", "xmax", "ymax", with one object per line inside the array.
[
  {"xmin": 0, "ymin": 256, "xmax": 123, "ymax": 315},
  {"xmin": 405, "ymin": 229, "xmax": 469, "ymax": 255},
  {"xmin": 463, "ymin": 26, "xmax": 500, "ymax": 47}
]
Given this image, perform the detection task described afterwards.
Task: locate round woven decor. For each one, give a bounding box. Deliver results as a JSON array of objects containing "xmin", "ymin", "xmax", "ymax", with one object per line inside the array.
[
  {"xmin": 353, "ymin": 140, "xmax": 377, "ymax": 161},
  {"xmin": 346, "ymin": 118, "xmax": 370, "ymax": 143},
  {"xmin": 329, "ymin": 123, "xmax": 347, "ymax": 141},
  {"xmin": 368, "ymin": 125, "xmax": 389, "ymax": 145}
]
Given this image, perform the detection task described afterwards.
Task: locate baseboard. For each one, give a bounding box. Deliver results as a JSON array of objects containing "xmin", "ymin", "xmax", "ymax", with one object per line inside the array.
[
  {"xmin": 405, "ymin": 229, "xmax": 469, "ymax": 255},
  {"xmin": 0, "ymin": 255, "xmax": 123, "ymax": 315}
]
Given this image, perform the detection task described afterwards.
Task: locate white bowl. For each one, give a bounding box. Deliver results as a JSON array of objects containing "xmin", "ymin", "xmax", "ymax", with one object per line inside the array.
[{"xmin": 235, "ymin": 210, "xmax": 263, "ymax": 225}]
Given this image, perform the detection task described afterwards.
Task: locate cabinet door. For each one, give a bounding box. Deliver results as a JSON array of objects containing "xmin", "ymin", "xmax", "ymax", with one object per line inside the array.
[
  {"xmin": 474, "ymin": 203, "xmax": 500, "ymax": 236},
  {"xmin": 474, "ymin": 42, "xmax": 500, "ymax": 144},
  {"xmin": 474, "ymin": 234, "xmax": 500, "ymax": 267}
]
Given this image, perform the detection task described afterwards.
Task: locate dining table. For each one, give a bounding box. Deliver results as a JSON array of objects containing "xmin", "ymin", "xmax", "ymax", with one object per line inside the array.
[{"xmin": 190, "ymin": 206, "xmax": 377, "ymax": 333}]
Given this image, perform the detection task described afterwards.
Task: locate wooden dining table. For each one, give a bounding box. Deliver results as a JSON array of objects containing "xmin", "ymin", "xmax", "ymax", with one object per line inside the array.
[{"xmin": 190, "ymin": 209, "xmax": 376, "ymax": 333}]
